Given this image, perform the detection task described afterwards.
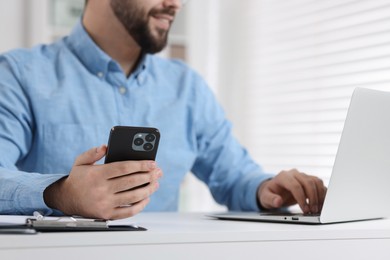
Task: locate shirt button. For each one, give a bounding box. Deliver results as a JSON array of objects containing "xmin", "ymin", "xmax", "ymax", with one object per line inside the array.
[
  {"xmin": 119, "ymin": 86, "xmax": 127, "ymax": 95},
  {"xmin": 138, "ymin": 75, "xmax": 146, "ymax": 85},
  {"xmin": 97, "ymin": 72, "xmax": 104, "ymax": 78}
]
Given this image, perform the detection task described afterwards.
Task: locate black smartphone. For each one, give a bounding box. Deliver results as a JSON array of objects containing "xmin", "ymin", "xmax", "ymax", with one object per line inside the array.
[{"xmin": 104, "ymin": 126, "xmax": 160, "ymax": 164}]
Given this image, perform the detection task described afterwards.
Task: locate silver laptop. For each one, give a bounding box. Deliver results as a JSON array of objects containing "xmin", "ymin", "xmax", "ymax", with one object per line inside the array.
[{"xmin": 209, "ymin": 88, "xmax": 390, "ymax": 224}]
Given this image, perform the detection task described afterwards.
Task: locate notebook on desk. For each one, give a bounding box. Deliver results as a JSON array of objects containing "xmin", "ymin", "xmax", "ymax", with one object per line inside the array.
[{"xmin": 209, "ymin": 88, "xmax": 390, "ymax": 224}]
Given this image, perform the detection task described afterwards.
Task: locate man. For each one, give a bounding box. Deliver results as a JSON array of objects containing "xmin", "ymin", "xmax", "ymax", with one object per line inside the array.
[{"xmin": 0, "ymin": 0, "xmax": 326, "ymax": 219}]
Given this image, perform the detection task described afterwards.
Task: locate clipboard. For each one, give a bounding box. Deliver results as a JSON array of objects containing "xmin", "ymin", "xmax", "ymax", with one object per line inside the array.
[
  {"xmin": 0, "ymin": 212, "xmax": 146, "ymax": 234},
  {"xmin": 26, "ymin": 218, "xmax": 146, "ymax": 232}
]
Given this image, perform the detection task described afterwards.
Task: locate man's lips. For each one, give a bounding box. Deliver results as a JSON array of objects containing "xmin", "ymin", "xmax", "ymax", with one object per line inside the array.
[
  {"xmin": 153, "ymin": 13, "xmax": 174, "ymax": 22},
  {"xmin": 149, "ymin": 7, "xmax": 176, "ymax": 31},
  {"xmin": 151, "ymin": 13, "xmax": 174, "ymax": 30}
]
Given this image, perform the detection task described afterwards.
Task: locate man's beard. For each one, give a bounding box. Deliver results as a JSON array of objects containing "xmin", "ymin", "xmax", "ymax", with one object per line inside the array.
[{"xmin": 110, "ymin": 0, "xmax": 174, "ymax": 54}]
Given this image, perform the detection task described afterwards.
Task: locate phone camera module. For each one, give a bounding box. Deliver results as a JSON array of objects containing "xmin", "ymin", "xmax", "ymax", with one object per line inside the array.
[
  {"xmin": 133, "ymin": 138, "xmax": 144, "ymax": 146},
  {"xmin": 132, "ymin": 132, "xmax": 157, "ymax": 152}
]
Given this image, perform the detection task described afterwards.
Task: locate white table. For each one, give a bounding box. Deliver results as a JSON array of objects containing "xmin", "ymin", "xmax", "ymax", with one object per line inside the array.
[{"xmin": 1, "ymin": 212, "xmax": 390, "ymax": 259}]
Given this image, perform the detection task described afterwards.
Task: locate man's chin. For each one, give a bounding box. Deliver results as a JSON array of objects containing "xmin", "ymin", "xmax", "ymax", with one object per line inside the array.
[
  {"xmin": 147, "ymin": 44, "xmax": 168, "ymax": 54},
  {"xmin": 147, "ymin": 35, "xmax": 169, "ymax": 53},
  {"xmin": 141, "ymin": 40, "xmax": 167, "ymax": 54}
]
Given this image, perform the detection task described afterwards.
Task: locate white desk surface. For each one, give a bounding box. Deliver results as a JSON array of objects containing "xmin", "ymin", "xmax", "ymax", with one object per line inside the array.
[{"xmin": 1, "ymin": 212, "xmax": 390, "ymax": 259}]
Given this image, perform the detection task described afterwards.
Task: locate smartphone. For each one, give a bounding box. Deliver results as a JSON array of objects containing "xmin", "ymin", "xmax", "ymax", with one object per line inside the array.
[{"xmin": 104, "ymin": 126, "xmax": 160, "ymax": 164}]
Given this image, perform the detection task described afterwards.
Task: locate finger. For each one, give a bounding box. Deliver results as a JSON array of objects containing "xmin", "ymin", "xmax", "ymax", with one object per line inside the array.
[
  {"xmin": 260, "ymin": 188, "xmax": 284, "ymax": 209},
  {"xmin": 315, "ymin": 179, "xmax": 327, "ymax": 211},
  {"xmin": 258, "ymin": 180, "xmax": 284, "ymax": 209},
  {"xmin": 114, "ymin": 181, "xmax": 159, "ymax": 207},
  {"xmin": 109, "ymin": 198, "xmax": 150, "ymax": 220},
  {"xmin": 109, "ymin": 168, "xmax": 162, "ymax": 193},
  {"xmin": 99, "ymin": 160, "xmax": 157, "ymax": 179},
  {"xmin": 294, "ymin": 173, "xmax": 319, "ymax": 213},
  {"xmin": 74, "ymin": 145, "xmax": 107, "ymax": 166},
  {"xmin": 275, "ymin": 172, "xmax": 309, "ymax": 213}
]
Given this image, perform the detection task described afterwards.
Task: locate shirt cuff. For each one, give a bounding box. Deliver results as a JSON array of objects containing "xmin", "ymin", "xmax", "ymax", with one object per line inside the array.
[
  {"xmin": 14, "ymin": 173, "xmax": 67, "ymax": 215},
  {"xmin": 245, "ymin": 173, "xmax": 275, "ymax": 211}
]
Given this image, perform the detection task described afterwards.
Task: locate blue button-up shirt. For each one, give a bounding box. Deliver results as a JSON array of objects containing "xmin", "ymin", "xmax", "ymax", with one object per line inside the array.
[{"xmin": 0, "ymin": 21, "xmax": 273, "ymax": 215}]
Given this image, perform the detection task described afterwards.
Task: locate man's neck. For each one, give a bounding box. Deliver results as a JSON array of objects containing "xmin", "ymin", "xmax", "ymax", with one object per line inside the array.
[{"xmin": 82, "ymin": 2, "xmax": 141, "ymax": 77}]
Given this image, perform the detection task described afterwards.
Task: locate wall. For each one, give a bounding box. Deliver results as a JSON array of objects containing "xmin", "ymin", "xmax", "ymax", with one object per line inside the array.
[{"xmin": 0, "ymin": 0, "xmax": 28, "ymax": 52}]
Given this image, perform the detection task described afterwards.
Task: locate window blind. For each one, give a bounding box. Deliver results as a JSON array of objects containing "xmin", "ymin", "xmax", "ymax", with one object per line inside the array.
[{"xmin": 235, "ymin": 0, "xmax": 390, "ymax": 182}]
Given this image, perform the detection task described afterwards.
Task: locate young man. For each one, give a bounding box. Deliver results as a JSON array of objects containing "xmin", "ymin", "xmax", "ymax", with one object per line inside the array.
[{"xmin": 0, "ymin": 0, "xmax": 326, "ymax": 219}]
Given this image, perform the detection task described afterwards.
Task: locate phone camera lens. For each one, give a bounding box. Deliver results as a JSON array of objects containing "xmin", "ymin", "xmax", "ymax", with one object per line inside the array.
[
  {"xmin": 143, "ymin": 143, "xmax": 153, "ymax": 151},
  {"xmin": 145, "ymin": 134, "xmax": 156, "ymax": 142},
  {"xmin": 134, "ymin": 138, "xmax": 144, "ymax": 146}
]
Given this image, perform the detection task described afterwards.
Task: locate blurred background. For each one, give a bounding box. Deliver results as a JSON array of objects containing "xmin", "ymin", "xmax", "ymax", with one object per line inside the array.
[{"xmin": 1, "ymin": 0, "xmax": 390, "ymax": 212}]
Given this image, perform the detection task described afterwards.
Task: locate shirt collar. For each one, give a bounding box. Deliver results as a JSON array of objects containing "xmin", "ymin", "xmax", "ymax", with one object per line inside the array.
[
  {"xmin": 66, "ymin": 20, "xmax": 149, "ymax": 79},
  {"xmin": 66, "ymin": 20, "xmax": 111, "ymax": 78}
]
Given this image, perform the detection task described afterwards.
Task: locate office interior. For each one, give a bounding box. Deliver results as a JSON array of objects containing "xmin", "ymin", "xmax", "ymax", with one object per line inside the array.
[
  {"xmin": 1, "ymin": 0, "xmax": 390, "ymax": 213},
  {"xmin": 1, "ymin": 1, "xmax": 390, "ymax": 259}
]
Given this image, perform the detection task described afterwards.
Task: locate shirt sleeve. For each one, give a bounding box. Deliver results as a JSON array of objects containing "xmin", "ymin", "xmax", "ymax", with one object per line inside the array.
[
  {"xmin": 190, "ymin": 76, "xmax": 275, "ymax": 211},
  {"xmin": 0, "ymin": 54, "xmax": 66, "ymax": 215}
]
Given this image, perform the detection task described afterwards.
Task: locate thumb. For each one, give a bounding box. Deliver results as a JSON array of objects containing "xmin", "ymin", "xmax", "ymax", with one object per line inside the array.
[
  {"xmin": 74, "ymin": 145, "xmax": 107, "ymax": 166},
  {"xmin": 260, "ymin": 189, "xmax": 284, "ymax": 209}
]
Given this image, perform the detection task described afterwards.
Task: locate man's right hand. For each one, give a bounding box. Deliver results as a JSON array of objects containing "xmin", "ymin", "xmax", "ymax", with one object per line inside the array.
[{"xmin": 43, "ymin": 145, "xmax": 162, "ymax": 220}]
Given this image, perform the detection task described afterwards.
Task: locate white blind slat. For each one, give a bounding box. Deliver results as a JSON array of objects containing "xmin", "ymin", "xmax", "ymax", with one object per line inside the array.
[
  {"xmin": 232, "ymin": 0, "xmax": 390, "ymax": 180},
  {"xmin": 253, "ymin": 0, "xmax": 390, "ymax": 28}
]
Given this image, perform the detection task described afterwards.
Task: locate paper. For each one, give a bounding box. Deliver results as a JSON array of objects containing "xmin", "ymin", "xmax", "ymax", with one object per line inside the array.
[
  {"xmin": 0, "ymin": 215, "xmax": 138, "ymax": 227},
  {"xmin": 0, "ymin": 215, "xmax": 59, "ymax": 225},
  {"xmin": 0, "ymin": 215, "xmax": 32, "ymax": 225}
]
